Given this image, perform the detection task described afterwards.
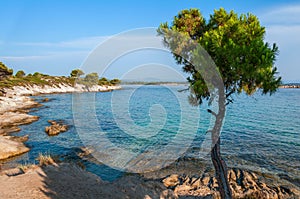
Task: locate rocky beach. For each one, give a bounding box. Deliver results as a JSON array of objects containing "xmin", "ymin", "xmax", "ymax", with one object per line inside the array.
[{"xmin": 0, "ymin": 84, "xmax": 299, "ymax": 199}]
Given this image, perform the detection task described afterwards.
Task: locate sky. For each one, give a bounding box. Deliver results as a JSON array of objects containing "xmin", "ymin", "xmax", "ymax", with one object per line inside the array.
[{"xmin": 0, "ymin": 0, "xmax": 299, "ymax": 82}]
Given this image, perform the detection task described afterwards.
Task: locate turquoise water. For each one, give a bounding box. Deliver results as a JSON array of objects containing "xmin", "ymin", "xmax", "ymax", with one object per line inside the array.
[{"xmin": 2, "ymin": 85, "xmax": 299, "ymax": 185}]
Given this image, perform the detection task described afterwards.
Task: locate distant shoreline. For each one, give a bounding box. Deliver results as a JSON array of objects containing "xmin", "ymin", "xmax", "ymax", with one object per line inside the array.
[
  {"xmin": 121, "ymin": 81, "xmax": 188, "ymax": 86},
  {"xmin": 280, "ymin": 83, "xmax": 300, "ymax": 88}
]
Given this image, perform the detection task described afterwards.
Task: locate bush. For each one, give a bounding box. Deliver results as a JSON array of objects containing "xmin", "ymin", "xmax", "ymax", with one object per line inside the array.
[
  {"xmin": 70, "ymin": 69, "xmax": 84, "ymax": 78},
  {"xmin": 110, "ymin": 78, "xmax": 121, "ymax": 85},
  {"xmin": 84, "ymin": 72, "xmax": 99, "ymax": 85},
  {"xmin": 15, "ymin": 70, "xmax": 26, "ymax": 78},
  {"xmin": 0, "ymin": 62, "xmax": 13, "ymax": 78}
]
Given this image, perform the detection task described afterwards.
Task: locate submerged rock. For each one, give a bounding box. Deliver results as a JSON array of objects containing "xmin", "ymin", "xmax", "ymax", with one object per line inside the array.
[
  {"xmin": 45, "ymin": 120, "xmax": 68, "ymax": 136},
  {"xmin": 42, "ymin": 98, "xmax": 50, "ymax": 102}
]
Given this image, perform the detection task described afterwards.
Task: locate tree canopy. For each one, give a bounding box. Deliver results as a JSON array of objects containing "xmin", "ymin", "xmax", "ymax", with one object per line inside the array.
[
  {"xmin": 84, "ymin": 72, "xmax": 99, "ymax": 85},
  {"xmin": 109, "ymin": 78, "xmax": 121, "ymax": 85},
  {"xmin": 15, "ymin": 70, "xmax": 26, "ymax": 78},
  {"xmin": 70, "ymin": 69, "xmax": 84, "ymax": 78},
  {"xmin": 0, "ymin": 62, "xmax": 13, "ymax": 79},
  {"xmin": 158, "ymin": 8, "xmax": 281, "ymax": 105}
]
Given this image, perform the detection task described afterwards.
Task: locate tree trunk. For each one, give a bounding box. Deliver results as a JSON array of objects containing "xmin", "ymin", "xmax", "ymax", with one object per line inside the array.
[
  {"xmin": 211, "ymin": 138, "xmax": 232, "ymax": 199},
  {"xmin": 210, "ymin": 91, "xmax": 232, "ymax": 199}
]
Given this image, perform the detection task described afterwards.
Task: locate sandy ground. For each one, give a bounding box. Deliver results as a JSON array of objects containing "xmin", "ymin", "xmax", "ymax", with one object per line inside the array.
[
  {"xmin": 1, "ymin": 162, "xmax": 299, "ymax": 199},
  {"xmin": 0, "ymin": 164, "xmax": 174, "ymax": 199}
]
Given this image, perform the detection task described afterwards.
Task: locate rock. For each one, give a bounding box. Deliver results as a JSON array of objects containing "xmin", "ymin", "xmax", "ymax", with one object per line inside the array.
[
  {"xmin": 174, "ymin": 184, "xmax": 193, "ymax": 195},
  {"xmin": 78, "ymin": 147, "xmax": 94, "ymax": 158},
  {"xmin": 0, "ymin": 112, "xmax": 39, "ymax": 131},
  {"xmin": 0, "ymin": 126, "xmax": 21, "ymax": 135},
  {"xmin": 5, "ymin": 168, "xmax": 25, "ymax": 176},
  {"xmin": 161, "ymin": 169, "xmax": 299, "ymax": 199},
  {"xmin": 42, "ymin": 98, "xmax": 49, "ymax": 102},
  {"xmin": 193, "ymin": 186, "xmax": 213, "ymax": 197},
  {"xmin": 227, "ymin": 169, "xmax": 297, "ymax": 199},
  {"xmin": 0, "ymin": 96, "xmax": 41, "ymax": 114},
  {"xmin": 163, "ymin": 174, "xmax": 180, "ymax": 188},
  {"xmin": 212, "ymin": 177, "xmax": 218, "ymax": 188},
  {"xmin": 45, "ymin": 120, "xmax": 68, "ymax": 136},
  {"xmin": 0, "ymin": 136, "xmax": 30, "ymax": 160},
  {"xmin": 201, "ymin": 174, "xmax": 211, "ymax": 186},
  {"xmin": 182, "ymin": 176, "xmax": 190, "ymax": 185},
  {"xmin": 6, "ymin": 135, "xmax": 29, "ymax": 142},
  {"xmin": 191, "ymin": 177, "xmax": 201, "ymax": 188}
]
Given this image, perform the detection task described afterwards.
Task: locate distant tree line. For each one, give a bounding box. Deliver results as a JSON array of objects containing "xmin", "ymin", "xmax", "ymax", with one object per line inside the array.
[
  {"xmin": 70, "ymin": 69, "xmax": 121, "ymax": 86},
  {"xmin": 0, "ymin": 62, "xmax": 120, "ymax": 89}
]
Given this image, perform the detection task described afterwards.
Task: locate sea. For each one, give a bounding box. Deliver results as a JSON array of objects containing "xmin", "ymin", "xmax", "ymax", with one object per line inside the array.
[{"xmin": 1, "ymin": 85, "xmax": 299, "ymax": 186}]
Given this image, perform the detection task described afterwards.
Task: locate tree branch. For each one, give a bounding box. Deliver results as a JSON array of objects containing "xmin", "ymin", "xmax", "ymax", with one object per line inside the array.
[
  {"xmin": 178, "ymin": 86, "xmax": 190, "ymax": 92},
  {"xmin": 207, "ymin": 109, "xmax": 217, "ymax": 117}
]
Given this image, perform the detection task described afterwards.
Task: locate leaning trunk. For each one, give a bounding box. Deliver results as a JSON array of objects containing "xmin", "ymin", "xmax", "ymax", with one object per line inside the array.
[
  {"xmin": 211, "ymin": 138, "xmax": 232, "ymax": 198},
  {"xmin": 210, "ymin": 92, "xmax": 232, "ymax": 199}
]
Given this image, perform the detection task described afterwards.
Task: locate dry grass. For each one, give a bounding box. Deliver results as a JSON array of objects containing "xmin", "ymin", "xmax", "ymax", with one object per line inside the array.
[
  {"xmin": 18, "ymin": 163, "xmax": 37, "ymax": 172},
  {"xmin": 36, "ymin": 153, "xmax": 56, "ymax": 166}
]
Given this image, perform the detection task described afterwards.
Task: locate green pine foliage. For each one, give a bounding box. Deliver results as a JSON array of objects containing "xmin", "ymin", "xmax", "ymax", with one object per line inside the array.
[{"xmin": 158, "ymin": 8, "xmax": 281, "ymax": 104}]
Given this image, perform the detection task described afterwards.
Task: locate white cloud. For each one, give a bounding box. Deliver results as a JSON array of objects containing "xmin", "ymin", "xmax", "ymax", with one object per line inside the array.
[
  {"xmin": 0, "ymin": 51, "xmax": 89, "ymax": 61},
  {"xmin": 12, "ymin": 36, "xmax": 109, "ymax": 49}
]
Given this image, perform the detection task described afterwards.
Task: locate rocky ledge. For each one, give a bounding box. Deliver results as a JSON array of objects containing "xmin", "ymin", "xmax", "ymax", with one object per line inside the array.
[
  {"xmin": 0, "ymin": 135, "xmax": 29, "ymax": 160},
  {"xmin": 0, "ymin": 111, "xmax": 39, "ymax": 135},
  {"xmin": 0, "ymin": 96, "xmax": 40, "ymax": 160},
  {"xmin": 162, "ymin": 168, "xmax": 299, "ymax": 199}
]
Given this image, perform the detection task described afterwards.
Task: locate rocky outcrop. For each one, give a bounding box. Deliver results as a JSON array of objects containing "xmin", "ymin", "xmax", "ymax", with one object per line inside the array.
[
  {"xmin": 0, "ymin": 136, "xmax": 29, "ymax": 160},
  {"xmin": 0, "ymin": 112, "xmax": 39, "ymax": 135},
  {"xmin": 0, "ymin": 96, "xmax": 40, "ymax": 161},
  {"xmin": 0, "ymin": 96, "xmax": 41, "ymax": 115},
  {"xmin": 162, "ymin": 168, "xmax": 299, "ymax": 199},
  {"xmin": 45, "ymin": 120, "xmax": 68, "ymax": 136}
]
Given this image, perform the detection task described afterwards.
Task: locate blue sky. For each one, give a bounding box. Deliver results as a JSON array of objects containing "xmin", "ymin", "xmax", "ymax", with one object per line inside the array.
[{"xmin": 0, "ymin": 0, "xmax": 299, "ymax": 82}]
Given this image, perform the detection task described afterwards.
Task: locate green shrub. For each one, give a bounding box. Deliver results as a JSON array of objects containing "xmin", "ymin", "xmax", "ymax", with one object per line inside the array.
[{"xmin": 15, "ymin": 70, "xmax": 26, "ymax": 78}]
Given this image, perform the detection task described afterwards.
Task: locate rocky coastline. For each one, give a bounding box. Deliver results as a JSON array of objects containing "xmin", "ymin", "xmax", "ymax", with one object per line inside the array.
[
  {"xmin": 0, "ymin": 83, "xmax": 121, "ymax": 161},
  {"xmin": 0, "ymin": 83, "xmax": 299, "ymax": 198},
  {"xmin": 0, "ymin": 160, "xmax": 299, "ymax": 199}
]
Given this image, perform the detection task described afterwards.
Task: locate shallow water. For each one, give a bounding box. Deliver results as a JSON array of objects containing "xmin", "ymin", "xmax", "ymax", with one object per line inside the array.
[{"xmin": 1, "ymin": 85, "xmax": 299, "ymax": 184}]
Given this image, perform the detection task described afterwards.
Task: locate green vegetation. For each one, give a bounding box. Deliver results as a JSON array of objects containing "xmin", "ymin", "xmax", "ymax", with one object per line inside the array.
[
  {"xmin": 98, "ymin": 77, "xmax": 109, "ymax": 85},
  {"xmin": 0, "ymin": 63, "xmax": 121, "ymax": 91},
  {"xmin": 83, "ymin": 72, "xmax": 99, "ymax": 85},
  {"xmin": 159, "ymin": 8, "xmax": 281, "ymax": 199},
  {"xmin": 70, "ymin": 69, "xmax": 84, "ymax": 78},
  {"xmin": 0, "ymin": 62, "xmax": 13, "ymax": 79},
  {"xmin": 15, "ymin": 70, "xmax": 26, "ymax": 78},
  {"xmin": 109, "ymin": 78, "xmax": 121, "ymax": 85}
]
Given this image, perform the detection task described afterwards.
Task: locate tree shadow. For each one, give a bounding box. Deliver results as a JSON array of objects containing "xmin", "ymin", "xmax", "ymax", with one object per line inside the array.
[{"xmin": 37, "ymin": 163, "xmax": 178, "ymax": 199}]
